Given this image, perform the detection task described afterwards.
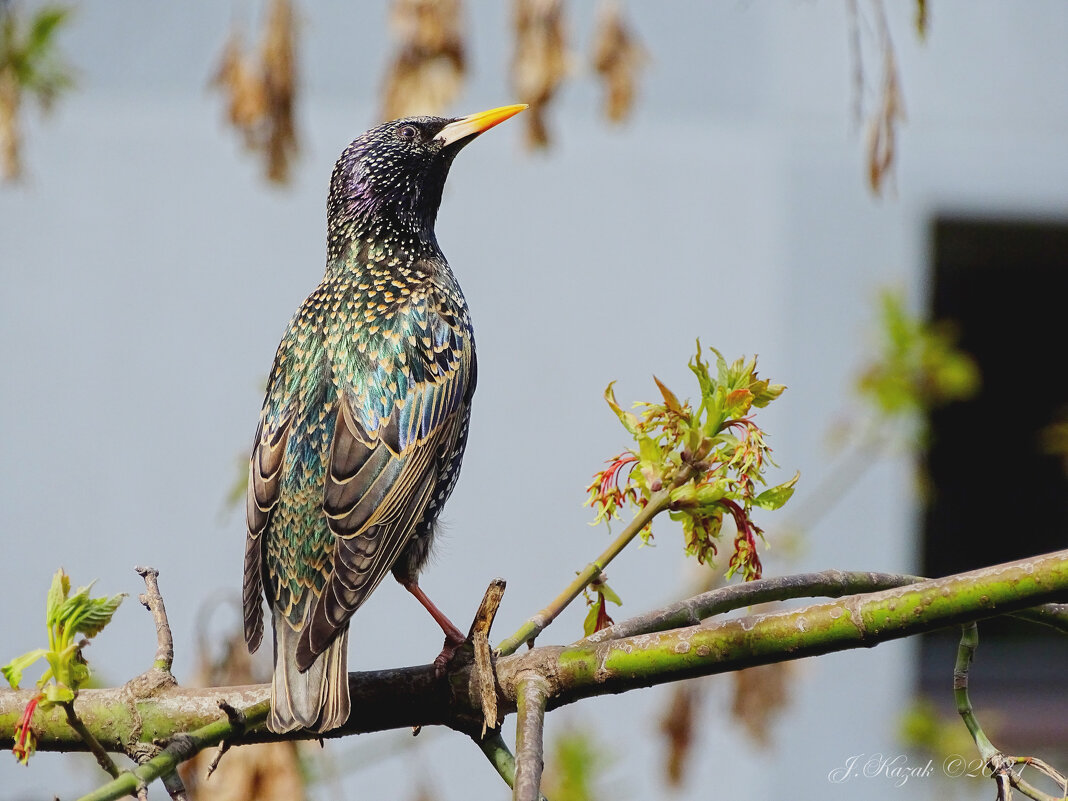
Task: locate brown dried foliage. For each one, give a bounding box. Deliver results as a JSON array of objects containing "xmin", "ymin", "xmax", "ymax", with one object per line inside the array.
[
  {"xmin": 381, "ymin": 0, "xmax": 466, "ymax": 121},
  {"xmin": 847, "ymin": 0, "xmax": 907, "ymax": 195},
  {"xmin": 591, "ymin": 0, "xmax": 646, "ymax": 124},
  {"xmin": 730, "ymin": 662, "xmax": 790, "ymax": 746},
  {"xmin": 211, "ymin": 0, "xmax": 298, "ymax": 184},
  {"xmin": 512, "ymin": 0, "xmax": 571, "ymax": 148},
  {"xmin": 659, "ymin": 681, "xmax": 702, "ymax": 787}
]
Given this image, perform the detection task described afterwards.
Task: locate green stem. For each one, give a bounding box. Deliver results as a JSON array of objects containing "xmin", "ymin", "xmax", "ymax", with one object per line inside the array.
[
  {"xmin": 496, "ymin": 489, "xmax": 671, "ymax": 657},
  {"xmin": 954, "ymin": 625, "xmax": 1068, "ymax": 801},
  {"xmin": 953, "ymin": 623, "xmax": 997, "ymax": 760},
  {"xmin": 473, "ymin": 729, "xmax": 549, "ymax": 800},
  {"xmin": 75, "ymin": 700, "xmax": 270, "ymax": 801}
]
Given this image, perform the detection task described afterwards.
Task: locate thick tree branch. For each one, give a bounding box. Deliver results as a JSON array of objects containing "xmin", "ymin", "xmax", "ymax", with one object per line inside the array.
[
  {"xmin": 583, "ymin": 569, "xmax": 1068, "ymax": 643},
  {"xmin": 1, "ymin": 550, "xmax": 1064, "ymax": 797}
]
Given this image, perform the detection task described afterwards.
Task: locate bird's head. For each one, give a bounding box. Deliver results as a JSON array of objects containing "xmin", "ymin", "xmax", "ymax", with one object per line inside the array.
[{"xmin": 327, "ymin": 104, "xmax": 526, "ymax": 258}]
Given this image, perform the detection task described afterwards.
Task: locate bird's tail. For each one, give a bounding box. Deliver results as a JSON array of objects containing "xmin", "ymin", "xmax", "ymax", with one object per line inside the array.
[{"xmin": 269, "ymin": 610, "xmax": 350, "ymax": 733}]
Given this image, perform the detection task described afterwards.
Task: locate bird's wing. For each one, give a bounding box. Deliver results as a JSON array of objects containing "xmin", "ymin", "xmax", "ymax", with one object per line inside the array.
[
  {"xmin": 243, "ymin": 412, "xmax": 292, "ymax": 652},
  {"xmin": 297, "ymin": 301, "xmax": 474, "ymax": 668}
]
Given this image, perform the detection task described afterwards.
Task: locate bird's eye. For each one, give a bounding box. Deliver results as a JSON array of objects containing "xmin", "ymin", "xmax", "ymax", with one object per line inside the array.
[{"xmin": 397, "ymin": 125, "xmax": 418, "ymax": 141}]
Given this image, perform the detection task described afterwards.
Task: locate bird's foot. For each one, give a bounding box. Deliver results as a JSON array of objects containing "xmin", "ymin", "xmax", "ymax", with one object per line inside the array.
[{"xmin": 432, "ymin": 632, "xmax": 468, "ymax": 677}]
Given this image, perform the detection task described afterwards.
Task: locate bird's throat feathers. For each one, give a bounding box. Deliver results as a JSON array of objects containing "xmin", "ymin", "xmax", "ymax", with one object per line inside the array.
[{"xmin": 326, "ymin": 146, "xmax": 452, "ymax": 269}]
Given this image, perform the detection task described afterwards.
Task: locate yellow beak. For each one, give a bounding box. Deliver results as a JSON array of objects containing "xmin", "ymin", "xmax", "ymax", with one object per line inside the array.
[{"xmin": 435, "ymin": 104, "xmax": 528, "ymax": 147}]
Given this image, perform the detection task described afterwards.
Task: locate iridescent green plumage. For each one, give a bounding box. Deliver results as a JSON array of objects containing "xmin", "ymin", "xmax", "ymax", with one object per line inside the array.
[{"xmin": 243, "ymin": 106, "xmax": 524, "ymax": 733}]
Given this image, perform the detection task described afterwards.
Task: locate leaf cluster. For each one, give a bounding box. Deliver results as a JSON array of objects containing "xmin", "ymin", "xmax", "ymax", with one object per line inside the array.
[
  {"xmin": 856, "ymin": 291, "xmax": 979, "ymax": 439},
  {"xmin": 1, "ymin": 569, "xmax": 124, "ymax": 763},
  {"xmin": 586, "ymin": 342, "xmax": 797, "ymax": 584},
  {"xmin": 0, "ymin": 5, "xmax": 74, "ymax": 109}
]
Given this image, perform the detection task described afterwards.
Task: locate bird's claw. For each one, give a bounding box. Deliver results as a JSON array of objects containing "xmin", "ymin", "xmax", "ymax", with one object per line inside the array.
[{"xmin": 432, "ymin": 634, "xmax": 467, "ymax": 677}]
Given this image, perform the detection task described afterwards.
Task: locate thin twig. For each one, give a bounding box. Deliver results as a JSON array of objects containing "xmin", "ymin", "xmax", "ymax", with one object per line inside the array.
[
  {"xmin": 955, "ymin": 624, "xmax": 1068, "ymax": 801},
  {"xmin": 583, "ymin": 568, "xmax": 916, "ymax": 643},
  {"xmin": 205, "ymin": 701, "xmax": 247, "ymax": 779},
  {"xmin": 513, "ymin": 674, "xmax": 550, "ymax": 801},
  {"xmin": 61, "ymin": 701, "xmax": 122, "ymax": 778},
  {"xmin": 496, "ymin": 489, "xmax": 671, "ymax": 656},
  {"xmin": 135, "ymin": 567, "xmax": 174, "ymax": 673}
]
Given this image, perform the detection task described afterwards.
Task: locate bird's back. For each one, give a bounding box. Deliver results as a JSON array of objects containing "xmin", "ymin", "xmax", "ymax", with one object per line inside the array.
[{"xmin": 246, "ymin": 255, "xmax": 476, "ymax": 663}]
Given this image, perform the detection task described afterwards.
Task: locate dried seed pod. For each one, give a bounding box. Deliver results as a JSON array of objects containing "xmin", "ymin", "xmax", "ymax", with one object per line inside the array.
[
  {"xmin": 866, "ymin": 42, "xmax": 904, "ymax": 195},
  {"xmin": 261, "ymin": 0, "xmax": 298, "ymax": 182},
  {"xmin": 211, "ymin": 29, "xmax": 268, "ymax": 147},
  {"xmin": 591, "ymin": 0, "xmax": 647, "ymax": 124},
  {"xmin": 659, "ymin": 681, "xmax": 702, "ymax": 786},
  {"xmin": 512, "ymin": 0, "xmax": 571, "ymax": 148},
  {"xmin": 731, "ymin": 662, "xmax": 791, "ymax": 746},
  {"xmin": 381, "ymin": 0, "xmax": 466, "ymax": 121},
  {"xmin": 210, "ymin": 0, "xmax": 299, "ymax": 184}
]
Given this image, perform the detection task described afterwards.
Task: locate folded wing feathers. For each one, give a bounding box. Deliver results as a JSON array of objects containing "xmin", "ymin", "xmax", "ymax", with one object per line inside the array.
[{"xmin": 244, "ymin": 414, "xmax": 292, "ymax": 651}]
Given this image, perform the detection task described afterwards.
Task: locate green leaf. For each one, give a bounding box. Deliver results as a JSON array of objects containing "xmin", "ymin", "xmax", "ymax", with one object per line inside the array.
[
  {"xmin": 724, "ymin": 387, "xmax": 754, "ymax": 417},
  {"xmin": 45, "ymin": 568, "xmax": 70, "ymax": 627},
  {"xmin": 652, "ymin": 375, "xmax": 683, "ymax": 414},
  {"xmin": 753, "ymin": 471, "xmax": 800, "ymax": 510},
  {"xmin": 695, "ymin": 479, "xmax": 728, "ymax": 506},
  {"xmin": 1, "ymin": 649, "xmax": 48, "ymax": 690},
  {"xmin": 582, "ymin": 600, "xmax": 602, "ymax": 637},
  {"xmin": 41, "ymin": 682, "xmax": 74, "ymax": 707},
  {"xmin": 597, "ymin": 581, "xmax": 622, "ymax": 607},
  {"xmin": 27, "ymin": 7, "xmax": 72, "ymax": 57},
  {"xmin": 603, "ymin": 382, "xmax": 639, "ymax": 435},
  {"xmin": 751, "ymin": 381, "xmax": 786, "ymax": 408},
  {"xmin": 71, "ymin": 593, "xmax": 125, "ymax": 639}
]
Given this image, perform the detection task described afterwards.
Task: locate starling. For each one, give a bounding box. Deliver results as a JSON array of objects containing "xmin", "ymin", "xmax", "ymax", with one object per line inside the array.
[{"xmin": 243, "ymin": 103, "xmax": 526, "ymax": 733}]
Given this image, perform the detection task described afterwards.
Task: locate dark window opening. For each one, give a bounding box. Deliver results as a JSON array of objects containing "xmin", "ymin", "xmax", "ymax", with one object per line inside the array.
[{"xmin": 918, "ymin": 217, "xmax": 1068, "ymax": 753}]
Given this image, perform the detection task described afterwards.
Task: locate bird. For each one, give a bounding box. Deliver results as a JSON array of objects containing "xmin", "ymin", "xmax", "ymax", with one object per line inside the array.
[{"xmin": 242, "ymin": 104, "xmax": 526, "ymax": 733}]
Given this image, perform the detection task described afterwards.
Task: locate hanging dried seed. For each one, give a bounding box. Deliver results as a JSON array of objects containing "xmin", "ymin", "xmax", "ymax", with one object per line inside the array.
[
  {"xmin": 866, "ymin": 2, "xmax": 905, "ymax": 195},
  {"xmin": 730, "ymin": 662, "xmax": 791, "ymax": 746},
  {"xmin": 512, "ymin": 0, "xmax": 571, "ymax": 149},
  {"xmin": 260, "ymin": 0, "xmax": 298, "ymax": 183},
  {"xmin": 211, "ymin": 29, "xmax": 268, "ymax": 148},
  {"xmin": 381, "ymin": 0, "xmax": 466, "ymax": 121},
  {"xmin": 658, "ymin": 681, "xmax": 703, "ymax": 787},
  {"xmin": 210, "ymin": 0, "xmax": 299, "ymax": 185},
  {"xmin": 591, "ymin": 0, "xmax": 647, "ymax": 125}
]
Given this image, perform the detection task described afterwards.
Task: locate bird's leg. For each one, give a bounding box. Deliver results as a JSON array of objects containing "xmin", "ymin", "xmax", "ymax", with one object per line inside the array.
[{"xmin": 399, "ymin": 578, "xmax": 467, "ymax": 673}]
